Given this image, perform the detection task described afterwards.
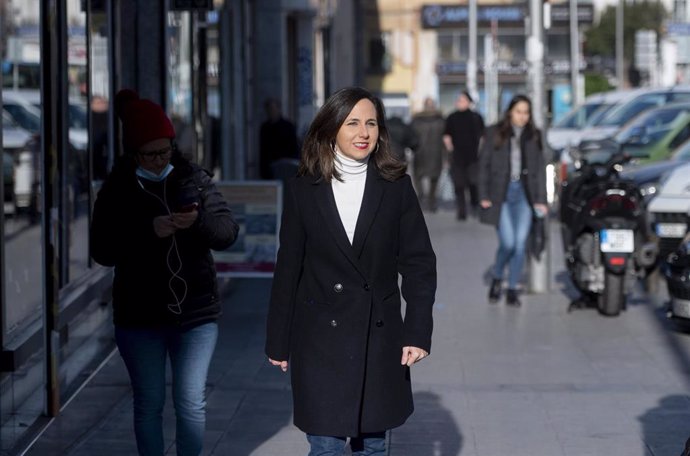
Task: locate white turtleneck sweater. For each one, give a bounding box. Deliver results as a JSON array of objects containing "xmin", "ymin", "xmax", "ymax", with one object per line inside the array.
[{"xmin": 332, "ymin": 151, "xmax": 369, "ymax": 244}]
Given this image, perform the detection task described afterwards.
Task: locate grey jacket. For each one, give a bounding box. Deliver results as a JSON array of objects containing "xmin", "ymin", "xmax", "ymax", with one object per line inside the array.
[{"xmin": 478, "ymin": 125, "xmax": 546, "ymax": 227}]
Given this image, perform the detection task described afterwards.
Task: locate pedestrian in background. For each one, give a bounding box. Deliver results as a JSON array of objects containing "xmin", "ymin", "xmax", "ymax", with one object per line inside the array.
[
  {"xmin": 259, "ymin": 97, "xmax": 300, "ymax": 179},
  {"xmin": 443, "ymin": 90, "xmax": 484, "ymax": 220},
  {"xmin": 478, "ymin": 94, "xmax": 547, "ymax": 307},
  {"xmin": 265, "ymin": 86, "xmax": 436, "ymax": 456},
  {"xmin": 411, "ymin": 97, "xmax": 445, "ymax": 212},
  {"xmin": 386, "ymin": 108, "xmax": 418, "ymax": 163},
  {"xmin": 91, "ymin": 89, "xmax": 239, "ymax": 456}
]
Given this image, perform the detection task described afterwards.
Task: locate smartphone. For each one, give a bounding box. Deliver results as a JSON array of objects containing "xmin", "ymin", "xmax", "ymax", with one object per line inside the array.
[{"xmin": 178, "ymin": 202, "xmax": 199, "ymax": 213}]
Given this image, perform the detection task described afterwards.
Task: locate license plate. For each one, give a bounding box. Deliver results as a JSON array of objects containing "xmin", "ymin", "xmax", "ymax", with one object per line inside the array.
[
  {"xmin": 600, "ymin": 229, "xmax": 634, "ymax": 253},
  {"xmin": 656, "ymin": 223, "xmax": 687, "ymax": 238}
]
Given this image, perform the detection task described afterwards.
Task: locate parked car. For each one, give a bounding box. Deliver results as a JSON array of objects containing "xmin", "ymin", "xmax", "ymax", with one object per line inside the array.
[
  {"xmin": 4, "ymin": 90, "xmax": 88, "ymax": 151},
  {"xmin": 620, "ymin": 134, "xmax": 690, "ymax": 205},
  {"xmin": 559, "ymin": 87, "xmax": 690, "ymax": 181},
  {"xmin": 2, "ymin": 110, "xmax": 33, "ymax": 214},
  {"xmin": 547, "ymin": 90, "xmax": 631, "ymax": 161},
  {"xmin": 647, "ymin": 161, "xmax": 690, "ymax": 262},
  {"xmin": 578, "ymin": 103, "xmax": 690, "ymax": 164}
]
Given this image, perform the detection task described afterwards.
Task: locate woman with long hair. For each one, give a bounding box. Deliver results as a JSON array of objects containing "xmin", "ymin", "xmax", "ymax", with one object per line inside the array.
[
  {"xmin": 479, "ymin": 94, "xmax": 547, "ymax": 307},
  {"xmin": 265, "ymin": 86, "xmax": 437, "ymax": 455}
]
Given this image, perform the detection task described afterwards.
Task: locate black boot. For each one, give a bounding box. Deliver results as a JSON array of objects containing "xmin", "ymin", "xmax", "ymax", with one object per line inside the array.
[
  {"xmin": 506, "ymin": 289, "xmax": 522, "ymax": 307},
  {"xmin": 488, "ymin": 279, "xmax": 501, "ymax": 303}
]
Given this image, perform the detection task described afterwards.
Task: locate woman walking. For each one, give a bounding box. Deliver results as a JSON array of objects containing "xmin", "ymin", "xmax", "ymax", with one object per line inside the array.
[
  {"xmin": 479, "ymin": 94, "xmax": 547, "ymax": 307},
  {"xmin": 91, "ymin": 89, "xmax": 238, "ymax": 455},
  {"xmin": 265, "ymin": 86, "xmax": 437, "ymax": 455}
]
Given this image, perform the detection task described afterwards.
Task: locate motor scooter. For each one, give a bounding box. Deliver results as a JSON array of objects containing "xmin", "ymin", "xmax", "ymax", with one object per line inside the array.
[{"xmin": 560, "ymin": 151, "xmax": 657, "ymax": 316}]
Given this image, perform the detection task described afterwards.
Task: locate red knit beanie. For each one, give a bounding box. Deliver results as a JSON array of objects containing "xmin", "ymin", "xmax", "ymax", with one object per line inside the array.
[{"xmin": 115, "ymin": 89, "xmax": 176, "ymax": 151}]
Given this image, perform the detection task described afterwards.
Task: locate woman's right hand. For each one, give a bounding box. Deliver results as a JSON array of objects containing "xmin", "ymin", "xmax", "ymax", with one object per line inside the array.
[
  {"xmin": 268, "ymin": 358, "xmax": 288, "ymax": 372},
  {"xmin": 480, "ymin": 199, "xmax": 492, "ymax": 209},
  {"xmin": 153, "ymin": 215, "xmax": 177, "ymax": 238}
]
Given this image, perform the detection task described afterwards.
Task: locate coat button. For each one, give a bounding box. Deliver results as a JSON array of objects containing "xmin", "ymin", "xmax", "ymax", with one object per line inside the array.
[
  {"xmin": 363, "ymin": 283, "xmax": 370, "ymax": 291},
  {"xmin": 330, "ymin": 319, "xmax": 338, "ymax": 327},
  {"xmin": 334, "ymin": 283, "xmax": 343, "ymax": 293},
  {"xmin": 375, "ymin": 320, "xmax": 384, "ymax": 327}
]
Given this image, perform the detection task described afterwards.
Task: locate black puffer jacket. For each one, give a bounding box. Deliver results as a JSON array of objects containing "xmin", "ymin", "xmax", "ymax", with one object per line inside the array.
[{"xmin": 90, "ymin": 154, "xmax": 238, "ymax": 328}]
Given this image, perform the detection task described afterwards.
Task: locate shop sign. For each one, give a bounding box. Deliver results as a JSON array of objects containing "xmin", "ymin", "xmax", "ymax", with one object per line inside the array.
[
  {"xmin": 213, "ymin": 181, "xmax": 282, "ymax": 278},
  {"xmin": 422, "ymin": 4, "xmax": 593, "ymax": 28},
  {"xmin": 668, "ymin": 23, "xmax": 690, "ymax": 36},
  {"xmin": 437, "ymin": 59, "xmax": 587, "ymax": 76},
  {"xmin": 170, "ymin": 0, "xmax": 213, "ymax": 10},
  {"xmin": 422, "ymin": 5, "xmax": 524, "ymax": 28},
  {"xmin": 550, "ymin": 4, "xmax": 594, "ymax": 24}
]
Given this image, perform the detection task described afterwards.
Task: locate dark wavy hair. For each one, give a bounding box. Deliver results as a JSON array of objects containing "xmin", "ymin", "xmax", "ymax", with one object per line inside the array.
[
  {"xmin": 495, "ymin": 94, "xmax": 542, "ymax": 150},
  {"xmin": 298, "ymin": 86, "xmax": 407, "ymax": 182}
]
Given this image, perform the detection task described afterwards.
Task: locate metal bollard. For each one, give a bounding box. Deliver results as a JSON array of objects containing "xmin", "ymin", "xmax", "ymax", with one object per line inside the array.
[{"xmin": 529, "ymin": 212, "xmax": 550, "ymax": 293}]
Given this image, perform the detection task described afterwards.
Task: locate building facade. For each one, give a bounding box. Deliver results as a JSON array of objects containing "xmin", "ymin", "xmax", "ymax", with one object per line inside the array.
[{"xmin": 361, "ymin": 0, "xmax": 594, "ymax": 125}]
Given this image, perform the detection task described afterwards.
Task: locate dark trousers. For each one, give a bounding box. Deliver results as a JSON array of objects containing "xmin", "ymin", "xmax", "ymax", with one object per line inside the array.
[
  {"xmin": 413, "ymin": 175, "xmax": 439, "ymax": 210},
  {"xmin": 452, "ymin": 163, "xmax": 479, "ymax": 218}
]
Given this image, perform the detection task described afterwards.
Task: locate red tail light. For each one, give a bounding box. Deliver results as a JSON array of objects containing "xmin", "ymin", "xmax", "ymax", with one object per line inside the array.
[{"xmin": 609, "ymin": 257, "xmax": 626, "ymax": 266}]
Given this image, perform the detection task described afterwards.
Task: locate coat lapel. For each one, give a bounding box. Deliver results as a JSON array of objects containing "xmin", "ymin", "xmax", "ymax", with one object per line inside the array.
[
  {"xmin": 352, "ymin": 165, "xmax": 385, "ymax": 258},
  {"xmin": 313, "ymin": 179, "xmax": 368, "ymax": 278}
]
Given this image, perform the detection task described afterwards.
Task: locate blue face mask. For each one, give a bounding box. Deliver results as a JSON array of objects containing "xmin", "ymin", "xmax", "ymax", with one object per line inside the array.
[{"xmin": 136, "ymin": 163, "xmax": 174, "ymax": 182}]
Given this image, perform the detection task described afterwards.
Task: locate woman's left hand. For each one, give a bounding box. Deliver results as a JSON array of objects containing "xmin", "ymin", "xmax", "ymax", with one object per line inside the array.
[
  {"xmin": 171, "ymin": 210, "xmax": 199, "ymax": 229},
  {"xmin": 401, "ymin": 346, "xmax": 428, "ymax": 366},
  {"xmin": 533, "ymin": 203, "xmax": 548, "ymax": 217}
]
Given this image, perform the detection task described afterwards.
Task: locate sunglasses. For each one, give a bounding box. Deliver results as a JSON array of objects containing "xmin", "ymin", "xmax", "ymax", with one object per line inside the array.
[{"xmin": 138, "ymin": 146, "xmax": 172, "ymax": 160}]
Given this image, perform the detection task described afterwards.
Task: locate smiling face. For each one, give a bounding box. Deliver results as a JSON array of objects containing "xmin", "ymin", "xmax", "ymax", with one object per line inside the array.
[
  {"xmin": 334, "ymin": 98, "xmax": 379, "ymax": 161},
  {"xmin": 509, "ymin": 100, "xmax": 531, "ymax": 129}
]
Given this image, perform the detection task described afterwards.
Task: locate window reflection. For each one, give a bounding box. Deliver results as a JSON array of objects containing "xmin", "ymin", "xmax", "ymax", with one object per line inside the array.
[
  {"xmin": 67, "ymin": 0, "xmax": 89, "ymax": 281},
  {"xmin": 1, "ymin": 0, "xmax": 45, "ymax": 451}
]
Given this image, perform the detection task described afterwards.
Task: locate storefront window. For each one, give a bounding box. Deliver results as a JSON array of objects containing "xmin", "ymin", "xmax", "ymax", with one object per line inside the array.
[
  {"xmin": 167, "ymin": 10, "xmax": 196, "ymax": 159},
  {"xmin": 66, "ymin": 0, "xmax": 89, "ymax": 282},
  {"xmin": 1, "ymin": 0, "xmax": 45, "ymax": 450}
]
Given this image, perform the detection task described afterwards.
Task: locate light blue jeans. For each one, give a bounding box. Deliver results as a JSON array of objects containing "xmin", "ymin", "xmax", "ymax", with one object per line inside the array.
[
  {"xmin": 307, "ymin": 432, "xmax": 386, "ymax": 456},
  {"xmin": 493, "ymin": 181, "xmax": 533, "ymax": 289},
  {"xmin": 115, "ymin": 322, "xmax": 218, "ymax": 456}
]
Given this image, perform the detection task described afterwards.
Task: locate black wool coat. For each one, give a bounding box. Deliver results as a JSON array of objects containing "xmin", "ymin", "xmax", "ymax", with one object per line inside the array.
[
  {"xmin": 478, "ymin": 125, "xmax": 547, "ymax": 227},
  {"xmin": 90, "ymin": 155, "xmax": 239, "ymax": 328},
  {"xmin": 265, "ymin": 165, "xmax": 437, "ymax": 436}
]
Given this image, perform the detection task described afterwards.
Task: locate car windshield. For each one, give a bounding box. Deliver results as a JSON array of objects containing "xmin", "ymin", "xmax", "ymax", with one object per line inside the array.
[
  {"xmin": 554, "ymin": 102, "xmax": 604, "ymax": 129},
  {"xmin": 3, "ymin": 102, "xmax": 40, "ymax": 132},
  {"xmin": 615, "ymin": 107, "xmax": 690, "ymax": 145},
  {"xmin": 584, "ymin": 103, "xmax": 617, "ymax": 127},
  {"xmin": 597, "ymin": 94, "xmax": 667, "ymax": 127}
]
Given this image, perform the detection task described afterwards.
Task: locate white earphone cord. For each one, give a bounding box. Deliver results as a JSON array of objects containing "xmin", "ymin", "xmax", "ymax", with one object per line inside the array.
[{"xmin": 137, "ymin": 178, "xmax": 189, "ymax": 314}]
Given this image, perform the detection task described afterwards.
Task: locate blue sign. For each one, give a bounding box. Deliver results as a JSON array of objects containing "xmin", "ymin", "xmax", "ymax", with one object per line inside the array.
[
  {"xmin": 422, "ymin": 5, "xmax": 524, "ymax": 28},
  {"xmin": 668, "ymin": 23, "xmax": 690, "ymax": 36},
  {"xmin": 551, "ymin": 84, "xmax": 573, "ymax": 125}
]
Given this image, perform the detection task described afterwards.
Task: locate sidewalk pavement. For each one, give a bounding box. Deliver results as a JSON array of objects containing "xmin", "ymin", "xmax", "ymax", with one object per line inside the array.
[{"xmin": 25, "ymin": 210, "xmax": 690, "ymax": 456}]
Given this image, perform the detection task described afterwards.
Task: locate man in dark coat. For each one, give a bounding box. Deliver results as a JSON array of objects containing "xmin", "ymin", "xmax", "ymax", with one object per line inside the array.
[
  {"xmin": 443, "ymin": 90, "xmax": 485, "ymax": 220},
  {"xmin": 411, "ymin": 98, "xmax": 445, "ymax": 212},
  {"xmin": 259, "ymin": 98, "xmax": 300, "ymax": 179}
]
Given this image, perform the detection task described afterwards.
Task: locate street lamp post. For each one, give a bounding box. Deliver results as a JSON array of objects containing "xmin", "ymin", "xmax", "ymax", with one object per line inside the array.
[{"xmin": 528, "ymin": 0, "xmax": 549, "ymax": 293}]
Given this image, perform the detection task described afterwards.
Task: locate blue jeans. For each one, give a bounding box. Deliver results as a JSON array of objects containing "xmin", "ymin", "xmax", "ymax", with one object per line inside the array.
[
  {"xmin": 493, "ymin": 181, "xmax": 533, "ymax": 289},
  {"xmin": 115, "ymin": 322, "xmax": 218, "ymax": 456},
  {"xmin": 307, "ymin": 432, "xmax": 386, "ymax": 456}
]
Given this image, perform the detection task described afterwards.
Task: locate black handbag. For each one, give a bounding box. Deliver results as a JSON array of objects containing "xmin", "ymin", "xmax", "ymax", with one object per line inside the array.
[{"xmin": 528, "ymin": 212, "xmax": 546, "ymax": 260}]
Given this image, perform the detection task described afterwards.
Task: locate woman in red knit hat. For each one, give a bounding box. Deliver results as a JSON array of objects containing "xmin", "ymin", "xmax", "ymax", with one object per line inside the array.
[{"xmin": 90, "ymin": 89, "xmax": 239, "ymax": 456}]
